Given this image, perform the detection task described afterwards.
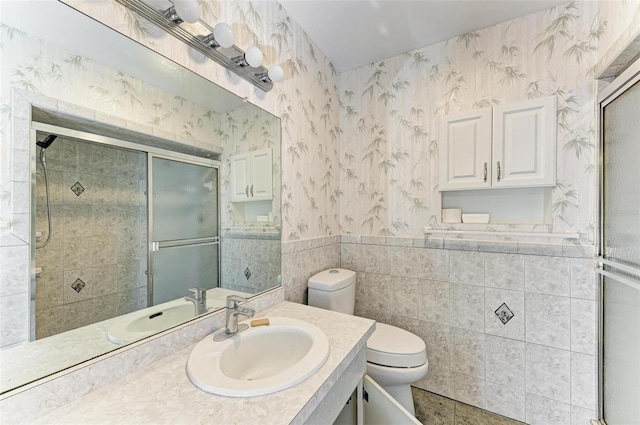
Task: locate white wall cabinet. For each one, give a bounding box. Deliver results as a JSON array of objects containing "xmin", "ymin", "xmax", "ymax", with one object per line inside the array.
[
  {"xmin": 438, "ymin": 96, "xmax": 556, "ymax": 191},
  {"xmin": 230, "ymin": 148, "xmax": 273, "ymax": 202}
]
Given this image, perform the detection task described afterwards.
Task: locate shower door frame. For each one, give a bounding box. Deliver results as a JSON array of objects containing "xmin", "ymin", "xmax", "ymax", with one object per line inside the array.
[
  {"xmin": 596, "ymin": 55, "xmax": 640, "ymax": 422},
  {"xmin": 29, "ymin": 121, "xmax": 221, "ymax": 340},
  {"xmin": 146, "ymin": 152, "xmax": 221, "ymax": 306}
]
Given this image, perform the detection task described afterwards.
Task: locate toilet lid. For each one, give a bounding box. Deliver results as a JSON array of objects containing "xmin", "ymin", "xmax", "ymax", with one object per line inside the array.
[{"xmin": 366, "ymin": 323, "xmax": 427, "ymax": 368}]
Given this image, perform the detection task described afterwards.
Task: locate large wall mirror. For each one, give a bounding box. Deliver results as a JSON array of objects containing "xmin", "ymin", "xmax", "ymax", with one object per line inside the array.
[{"xmin": 0, "ymin": 1, "xmax": 281, "ymax": 394}]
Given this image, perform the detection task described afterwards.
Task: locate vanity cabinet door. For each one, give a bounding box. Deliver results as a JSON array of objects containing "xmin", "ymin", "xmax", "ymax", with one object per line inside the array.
[
  {"xmin": 492, "ymin": 96, "xmax": 557, "ymax": 188},
  {"xmin": 230, "ymin": 153, "xmax": 251, "ymax": 202},
  {"xmin": 438, "ymin": 108, "xmax": 492, "ymax": 191},
  {"xmin": 362, "ymin": 375, "xmax": 421, "ymax": 425}
]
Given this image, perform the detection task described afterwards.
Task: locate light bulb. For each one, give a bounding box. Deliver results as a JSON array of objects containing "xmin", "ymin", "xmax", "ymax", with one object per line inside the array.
[
  {"xmin": 267, "ymin": 64, "xmax": 284, "ymax": 82},
  {"xmin": 174, "ymin": 0, "xmax": 200, "ymax": 23},
  {"xmin": 212, "ymin": 23, "xmax": 234, "ymax": 48},
  {"xmin": 244, "ymin": 46, "xmax": 263, "ymax": 68}
]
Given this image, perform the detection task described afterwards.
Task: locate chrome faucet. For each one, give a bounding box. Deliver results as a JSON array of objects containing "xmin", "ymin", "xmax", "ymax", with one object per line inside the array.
[
  {"xmin": 185, "ymin": 287, "xmax": 207, "ymax": 316},
  {"xmin": 213, "ymin": 295, "xmax": 255, "ymax": 341}
]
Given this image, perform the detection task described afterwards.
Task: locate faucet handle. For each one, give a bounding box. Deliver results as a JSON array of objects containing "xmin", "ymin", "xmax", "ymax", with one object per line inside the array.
[
  {"xmin": 226, "ymin": 295, "xmax": 247, "ymax": 308},
  {"xmin": 188, "ymin": 287, "xmax": 207, "ymax": 300}
]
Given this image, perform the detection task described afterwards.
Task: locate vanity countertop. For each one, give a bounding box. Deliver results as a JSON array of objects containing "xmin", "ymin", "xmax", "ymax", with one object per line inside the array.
[{"xmin": 28, "ymin": 301, "xmax": 375, "ymax": 425}]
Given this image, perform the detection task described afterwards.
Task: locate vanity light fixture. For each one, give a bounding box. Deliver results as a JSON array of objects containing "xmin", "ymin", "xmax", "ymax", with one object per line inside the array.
[
  {"xmin": 115, "ymin": 0, "xmax": 281, "ymax": 91},
  {"xmin": 232, "ymin": 46, "xmax": 264, "ymax": 68},
  {"xmin": 257, "ymin": 64, "xmax": 285, "ymax": 83}
]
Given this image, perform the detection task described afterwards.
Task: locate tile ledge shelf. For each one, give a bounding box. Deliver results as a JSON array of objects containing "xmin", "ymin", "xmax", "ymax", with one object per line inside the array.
[{"xmin": 423, "ymin": 227, "xmax": 579, "ymax": 239}]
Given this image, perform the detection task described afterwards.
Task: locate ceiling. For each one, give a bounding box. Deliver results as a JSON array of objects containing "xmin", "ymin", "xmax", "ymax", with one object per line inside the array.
[{"xmin": 279, "ymin": 0, "xmax": 567, "ymax": 72}]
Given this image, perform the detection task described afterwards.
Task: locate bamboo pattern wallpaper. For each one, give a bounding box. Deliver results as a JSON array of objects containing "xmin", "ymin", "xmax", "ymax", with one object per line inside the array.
[{"xmin": 339, "ymin": 1, "xmax": 640, "ymax": 243}]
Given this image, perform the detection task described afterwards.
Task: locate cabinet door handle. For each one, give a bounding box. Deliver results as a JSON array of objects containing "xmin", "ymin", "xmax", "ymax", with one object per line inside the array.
[
  {"xmin": 245, "ymin": 185, "xmax": 249, "ymax": 197},
  {"xmin": 250, "ymin": 185, "xmax": 254, "ymax": 196},
  {"xmin": 497, "ymin": 161, "xmax": 501, "ymax": 182},
  {"xmin": 483, "ymin": 162, "xmax": 487, "ymax": 183}
]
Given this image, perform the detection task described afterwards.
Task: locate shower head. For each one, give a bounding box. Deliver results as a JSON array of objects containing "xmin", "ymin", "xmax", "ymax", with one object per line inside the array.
[{"xmin": 36, "ymin": 134, "xmax": 57, "ymax": 149}]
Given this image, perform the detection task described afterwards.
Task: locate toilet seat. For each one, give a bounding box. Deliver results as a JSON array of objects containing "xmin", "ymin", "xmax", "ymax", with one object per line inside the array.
[{"xmin": 366, "ymin": 323, "xmax": 427, "ymax": 368}]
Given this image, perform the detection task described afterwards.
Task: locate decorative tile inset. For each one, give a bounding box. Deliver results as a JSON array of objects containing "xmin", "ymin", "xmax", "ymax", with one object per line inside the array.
[
  {"xmin": 244, "ymin": 267, "xmax": 251, "ymax": 280},
  {"xmin": 71, "ymin": 278, "xmax": 86, "ymax": 293},
  {"xmin": 495, "ymin": 303, "xmax": 514, "ymax": 325},
  {"xmin": 70, "ymin": 181, "xmax": 85, "ymax": 196}
]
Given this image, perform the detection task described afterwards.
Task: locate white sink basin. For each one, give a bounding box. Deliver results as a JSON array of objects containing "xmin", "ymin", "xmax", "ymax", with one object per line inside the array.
[
  {"xmin": 187, "ymin": 317, "xmax": 330, "ymax": 397},
  {"xmin": 108, "ymin": 303, "xmax": 195, "ymax": 344}
]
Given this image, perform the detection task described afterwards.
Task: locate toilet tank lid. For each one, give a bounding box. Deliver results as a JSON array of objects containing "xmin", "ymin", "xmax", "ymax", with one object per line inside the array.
[{"xmin": 308, "ymin": 269, "xmax": 356, "ymax": 291}]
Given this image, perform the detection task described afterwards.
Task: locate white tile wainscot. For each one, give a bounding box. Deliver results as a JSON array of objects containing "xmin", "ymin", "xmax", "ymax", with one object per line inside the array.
[{"xmin": 21, "ymin": 301, "xmax": 375, "ymax": 425}]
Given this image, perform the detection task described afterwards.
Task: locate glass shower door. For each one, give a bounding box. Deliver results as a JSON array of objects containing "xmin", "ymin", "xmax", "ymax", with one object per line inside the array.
[
  {"xmin": 599, "ymin": 62, "xmax": 640, "ymax": 425},
  {"xmin": 149, "ymin": 155, "xmax": 219, "ymax": 305}
]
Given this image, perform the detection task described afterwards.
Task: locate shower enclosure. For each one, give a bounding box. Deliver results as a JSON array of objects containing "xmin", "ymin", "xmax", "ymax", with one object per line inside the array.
[
  {"xmin": 33, "ymin": 127, "xmax": 220, "ymax": 340},
  {"xmin": 597, "ymin": 57, "xmax": 640, "ymax": 424}
]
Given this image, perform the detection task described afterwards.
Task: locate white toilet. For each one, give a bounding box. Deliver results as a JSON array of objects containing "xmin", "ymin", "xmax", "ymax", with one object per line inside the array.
[{"xmin": 308, "ymin": 268, "xmax": 428, "ymax": 416}]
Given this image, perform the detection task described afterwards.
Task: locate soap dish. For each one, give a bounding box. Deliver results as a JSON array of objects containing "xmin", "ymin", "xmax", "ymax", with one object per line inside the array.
[{"xmin": 462, "ymin": 213, "xmax": 490, "ymax": 224}]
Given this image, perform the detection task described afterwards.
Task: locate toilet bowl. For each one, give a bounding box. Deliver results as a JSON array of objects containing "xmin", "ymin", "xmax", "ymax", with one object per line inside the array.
[{"xmin": 308, "ymin": 269, "xmax": 428, "ymax": 415}]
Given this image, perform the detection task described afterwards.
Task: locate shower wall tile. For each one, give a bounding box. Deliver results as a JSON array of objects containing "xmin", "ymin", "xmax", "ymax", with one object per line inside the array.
[
  {"xmin": 571, "ymin": 258, "xmax": 596, "ymax": 300},
  {"xmin": 485, "ymin": 335, "xmax": 525, "ymax": 388},
  {"xmin": 62, "ymin": 172, "xmax": 92, "ymax": 205},
  {"xmin": 92, "ymin": 235, "xmax": 117, "ymax": 266},
  {"xmin": 62, "ymin": 268, "xmax": 93, "ymax": 304},
  {"xmin": 449, "ymin": 251, "xmax": 484, "ymax": 286},
  {"xmin": 0, "ymin": 294, "xmax": 29, "ymax": 347},
  {"xmin": 525, "ymin": 393, "xmax": 570, "ymax": 425},
  {"xmin": 525, "ymin": 293, "xmax": 571, "ymax": 350},
  {"xmin": 485, "ymin": 382, "xmax": 525, "ymax": 422},
  {"xmin": 62, "ymin": 139, "xmax": 93, "ymax": 174},
  {"xmin": 11, "ymin": 181, "xmax": 29, "ymax": 214},
  {"xmin": 36, "ymin": 237, "xmax": 64, "ymax": 272},
  {"xmin": 117, "ymin": 262, "xmax": 140, "ymax": 293},
  {"xmin": 63, "ymin": 204, "xmax": 93, "ymax": 237},
  {"xmin": 63, "ymin": 237, "xmax": 93, "ymax": 270},
  {"xmin": 570, "ymin": 353, "xmax": 597, "ymax": 410},
  {"xmin": 0, "ymin": 245, "xmax": 28, "ymax": 296},
  {"xmin": 93, "ymin": 265, "xmax": 117, "ymax": 297},
  {"xmin": 62, "ymin": 299, "xmax": 93, "ymax": 332},
  {"xmin": 418, "ymin": 279, "xmax": 449, "ymax": 325},
  {"xmin": 92, "ymin": 293, "xmax": 118, "ymax": 323},
  {"xmin": 571, "ymin": 299, "xmax": 596, "ymax": 355},
  {"xmin": 449, "ymin": 327, "xmax": 485, "ymax": 378},
  {"xmin": 524, "ymin": 256, "xmax": 571, "ymax": 297},
  {"xmin": 91, "ymin": 144, "xmax": 117, "ymax": 177},
  {"xmin": 571, "ymin": 406, "xmax": 597, "ymax": 425},
  {"xmin": 11, "ymin": 148, "xmax": 29, "ymax": 183},
  {"xmin": 91, "ymin": 176, "xmax": 117, "ymax": 205},
  {"xmin": 484, "ymin": 288, "xmax": 524, "ymax": 341},
  {"xmin": 449, "ymin": 283, "xmax": 484, "ymax": 333},
  {"xmin": 451, "ymin": 372, "xmax": 485, "ymax": 409},
  {"xmin": 35, "ymin": 306, "xmax": 64, "ymax": 340},
  {"xmin": 525, "ymin": 343, "xmax": 570, "ymax": 403},
  {"xmin": 484, "ymin": 253, "xmax": 524, "ymax": 291},
  {"xmin": 35, "ymin": 270, "xmax": 63, "ymax": 310}
]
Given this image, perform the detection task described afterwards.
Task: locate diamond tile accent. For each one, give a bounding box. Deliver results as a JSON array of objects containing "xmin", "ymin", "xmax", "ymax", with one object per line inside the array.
[
  {"xmin": 495, "ymin": 302, "xmax": 514, "ymax": 325},
  {"xmin": 244, "ymin": 267, "xmax": 252, "ymax": 280},
  {"xmin": 71, "ymin": 278, "xmax": 86, "ymax": 293},
  {"xmin": 70, "ymin": 182, "xmax": 85, "ymax": 196}
]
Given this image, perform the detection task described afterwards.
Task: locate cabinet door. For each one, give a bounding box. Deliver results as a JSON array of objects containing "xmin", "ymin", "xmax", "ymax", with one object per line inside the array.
[
  {"xmin": 438, "ymin": 108, "xmax": 492, "ymax": 191},
  {"xmin": 230, "ymin": 153, "xmax": 251, "ymax": 202},
  {"xmin": 492, "ymin": 96, "xmax": 556, "ymax": 188},
  {"xmin": 250, "ymin": 148, "xmax": 273, "ymax": 201}
]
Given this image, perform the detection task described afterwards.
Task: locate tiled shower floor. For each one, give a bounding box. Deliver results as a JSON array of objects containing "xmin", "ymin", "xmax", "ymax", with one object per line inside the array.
[{"xmin": 412, "ymin": 387, "xmax": 526, "ymax": 425}]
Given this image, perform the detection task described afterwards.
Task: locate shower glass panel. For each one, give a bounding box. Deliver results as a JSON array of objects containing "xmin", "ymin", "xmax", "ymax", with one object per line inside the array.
[
  {"xmin": 149, "ymin": 156, "xmax": 220, "ymax": 306},
  {"xmin": 601, "ymin": 74, "xmax": 640, "ymax": 424}
]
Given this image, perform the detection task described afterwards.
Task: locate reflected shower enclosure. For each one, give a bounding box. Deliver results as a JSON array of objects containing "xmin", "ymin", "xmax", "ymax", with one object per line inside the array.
[{"xmin": 34, "ymin": 133, "xmax": 221, "ymax": 340}]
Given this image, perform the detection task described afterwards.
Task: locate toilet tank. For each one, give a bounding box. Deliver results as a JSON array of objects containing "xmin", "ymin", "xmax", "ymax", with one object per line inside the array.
[{"xmin": 308, "ymin": 269, "xmax": 356, "ymax": 315}]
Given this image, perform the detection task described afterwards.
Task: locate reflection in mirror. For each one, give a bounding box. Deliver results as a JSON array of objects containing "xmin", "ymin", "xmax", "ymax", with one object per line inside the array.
[{"xmin": 0, "ymin": 0, "xmax": 281, "ymax": 394}]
